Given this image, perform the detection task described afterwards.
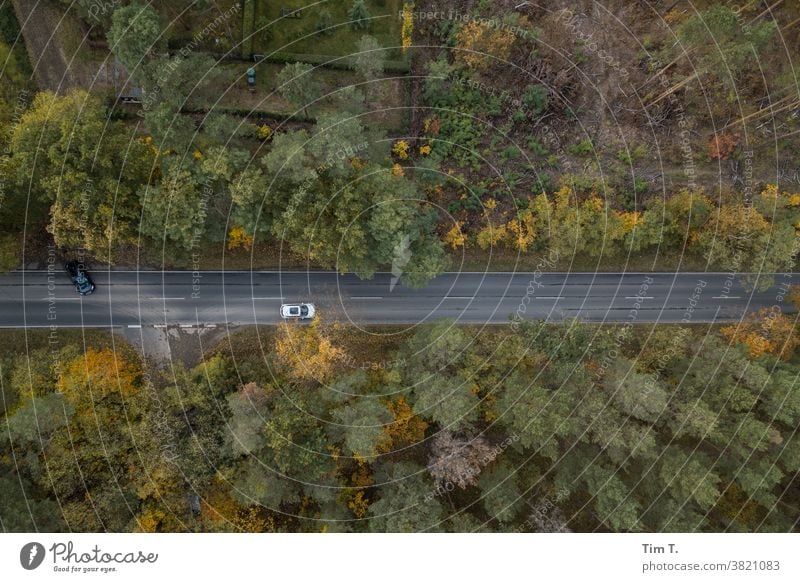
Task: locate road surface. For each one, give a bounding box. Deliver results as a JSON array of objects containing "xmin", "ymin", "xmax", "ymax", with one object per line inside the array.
[{"xmin": 0, "ymin": 270, "xmax": 794, "ymax": 329}]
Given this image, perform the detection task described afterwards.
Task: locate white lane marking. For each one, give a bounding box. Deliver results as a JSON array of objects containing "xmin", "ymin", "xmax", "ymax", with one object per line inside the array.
[
  {"xmin": 713, "ymin": 296, "xmax": 741, "ymax": 299},
  {"xmin": 252, "ymin": 297, "xmax": 285, "ymax": 300},
  {"xmin": 127, "ymin": 324, "xmax": 142, "ymax": 329},
  {"xmin": 626, "ymin": 296, "xmax": 654, "ymax": 300},
  {"xmin": 41, "ymin": 296, "xmax": 82, "ymax": 301},
  {"xmin": 180, "ymin": 324, "xmax": 194, "ymax": 328},
  {"xmin": 153, "ymin": 324, "xmax": 167, "ymax": 328},
  {"xmin": 147, "ymin": 297, "xmax": 185, "ymax": 300},
  {"xmin": 353, "ymin": 296, "xmax": 383, "ymax": 300},
  {"xmin": 535, "ymin": 296, "xmax": 563, "ymax": 300},
  {"xmin": 444, "ymin": 296, "xmax": 475, "ymax": 300}
]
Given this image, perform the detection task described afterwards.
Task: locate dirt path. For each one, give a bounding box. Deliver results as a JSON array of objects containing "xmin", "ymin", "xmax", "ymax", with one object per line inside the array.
[{"xmin": 11, "ymin": 0, "xmax": 119, "ymax": 93}]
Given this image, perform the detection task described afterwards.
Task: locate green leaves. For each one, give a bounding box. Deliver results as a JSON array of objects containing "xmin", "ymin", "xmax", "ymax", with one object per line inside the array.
[{"xmin": 107, "ymin": 2, "xmax": 162, "ymax": 73}]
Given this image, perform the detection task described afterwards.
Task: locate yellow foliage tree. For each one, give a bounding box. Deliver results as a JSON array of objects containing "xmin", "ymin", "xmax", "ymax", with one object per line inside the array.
[
  {"xmin": 227, "ymin": 226, "xmax": 254, "ymax": 251},
  {"xmin": 401, "ymin": 2, "xmax": 414, "ymax": 52},
  {"xmin": 506, "ymin": 208, "xmax": 538, "ymax": 252},
  {"xmin": 443, "ymin": 221, "xmax": 467, "ymax": 249},
  {"xmin": 377, "ymin": 396, "xmax": 428, "ymax": 452},
  {"xmin": 57, "ymin": 348, "xmax": 141, "ymax": 403},
  {"xmin": 619, "ymin": 211, "xmax": 641, "ymax": 234},
  {"xmin": 392, "ymin": 139, "xmax": 410, "ymax": 160},
  {"xmin": 476, "ymin": 223, "xmax": 511, "ymax": 250},
  {"xmin": 275, "ymin": 320, "xmax": 344, "ymax": 383},
  {"xmin": 455, "ymin": 21, "xmax": 516, "ymax": 70}
]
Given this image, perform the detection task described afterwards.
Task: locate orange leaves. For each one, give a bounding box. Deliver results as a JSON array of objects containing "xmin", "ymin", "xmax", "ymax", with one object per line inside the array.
[
  {"xmin": 721, "ymin": 308, "xmax": 799, "ymax": 360},
  {"xmin": 377, "ymin": 396, "xmax": 428, "ymax": 453},
  {"xmin": 57, "ymin": 347, "xmax": 141, "ymax": 403},
  {"xmin": 708, "ymin": 132, "xmax": 740, "ymax": 160}
]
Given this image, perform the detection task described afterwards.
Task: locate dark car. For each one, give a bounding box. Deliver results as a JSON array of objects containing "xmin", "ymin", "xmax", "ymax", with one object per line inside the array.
[{"xmin": 65, "ymin": 261, "xmax": 95, "ymax": 295}]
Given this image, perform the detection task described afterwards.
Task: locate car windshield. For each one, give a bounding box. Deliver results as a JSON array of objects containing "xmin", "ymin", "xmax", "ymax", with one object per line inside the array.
[
  {"xmin": 301, "ymin": 306, "xmax": 309, "ymax": 316},
  {"xmin": 289, "ymin": 307, "xmax": 299, "ymax": 315}
]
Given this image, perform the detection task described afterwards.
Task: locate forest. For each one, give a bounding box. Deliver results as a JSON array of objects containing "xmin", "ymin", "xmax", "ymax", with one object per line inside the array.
[
  {"xmin": 2, "ymin": 316, "xmax": 799, "ymax": 532},
  {"xmin": 0, "ymin": 0, "xmax": 798, "ymax": 534}
]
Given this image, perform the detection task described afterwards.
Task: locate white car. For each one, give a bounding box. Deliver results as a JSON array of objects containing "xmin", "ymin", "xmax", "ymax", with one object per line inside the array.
[{"xmin": 280, "ymin": 303, "xmax": 316, "ymax": 320}]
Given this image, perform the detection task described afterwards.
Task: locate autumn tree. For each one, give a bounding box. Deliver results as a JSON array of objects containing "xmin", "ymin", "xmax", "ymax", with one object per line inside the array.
[
  {"xmin": 455, "ymin": 21, "xmax": 515, "ymax": 71},
  {"xmin": 275, "ymin": 320, "xmax": 344, "ymax": 384},
  {"xmin": 721, "ymin": 308, "xmax": 799, "ymax": 360},
  {"xmin": 10, "ymin": 91, "xmax": 154, "ymax": 258}
]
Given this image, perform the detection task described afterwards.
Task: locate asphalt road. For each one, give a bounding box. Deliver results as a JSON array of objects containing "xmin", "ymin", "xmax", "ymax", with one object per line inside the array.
[{"xmin": 0, "ymin": 270, "xmax": 794, "ymax": 329}]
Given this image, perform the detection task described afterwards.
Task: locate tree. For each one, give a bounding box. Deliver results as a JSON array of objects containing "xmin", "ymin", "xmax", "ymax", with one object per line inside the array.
[
  {"xmin": 107, "ymin": 2, "xmax": 162, "ymax": 73},
  {"xmin": 427, "ymin": 431, "xmax": 493, "ymax": 489},
  {"xmin": 479, "ymin": 462, "xmax": 523, "ymax": 524},
  {"xmin": 275, "ymin": 320, "xmax": 344, "ymax": 384},
  {"xmin": 142, "ymin": 101, "xmax": 196, "ymax": 152},
  {"xmin": 139, "ymin": 160, "xmax": 209, "ymax": 253},
  {"xmin": 377, "ymin": 396, "xmax": 428, "ymax": 453},
  {"xmin": 226, "ymin": 382, "xmax": 271, "ymax": 456},
  {"xmin": 276, "ymin": 62, "xmax": 321, "ymax": 116},
  {"xmin": 698, "ymin": 203, "xmax": 793, "ymax": 290},
  {"xmin": 675, "ymin": 5, "xmax": 776, "ymax": 91},
  {"xmin": 721, "ymin": 308, "xmax": 799, "ymax": 360},
  {"xmin": 658, "ymin": 448, "xmax": 721, "ymax": 511},
  {"xmin": 368, "ymin": 462, "xmax": 443, "ymax": 532},
  {"xmin": 353, "ymin": 35, "xmax": 385, "ymax": 82},
  {"xmin": 316, "ymin": 10, "xmax": 334, "ymax": 35},
  {"xmin": 411, "ymin": 373, "xmax": 480, "ymax": 431},
  {"xmin": 331, "ymin": 397, "xmax": 392, "ymax": 459},
  {"xmin": 583, "ymin": 464, "xmax": 643, "ymax": 531},
  {"xmin": 348, "ymin": 0, "xmax": 371, "ymax": 31},
  {"xmin": 10, "ymin": 91, "xmax": 154, "ymax": 257},
  {"xmin": 56, "ymin": 348, "xmax": 141, "ymax": 404},
  {"xmin": 455, "ymin": 21, "xmax": 515, "ymax": 71}
]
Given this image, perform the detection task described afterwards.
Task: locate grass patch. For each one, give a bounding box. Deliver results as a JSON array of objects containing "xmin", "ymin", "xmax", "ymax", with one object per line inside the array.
[{"xmin": 251, "ymin": 0, "xmax": 404, "ymax": 60}]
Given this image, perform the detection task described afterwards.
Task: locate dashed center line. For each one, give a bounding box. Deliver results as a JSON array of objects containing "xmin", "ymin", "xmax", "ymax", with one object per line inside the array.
[
  {"xmin": 713, "ymin": 296, "xmax": 741, "ymax": 299},
  {"xmin": 148, "ymin": 297, "xmax": 186, "ymax": 301}
]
